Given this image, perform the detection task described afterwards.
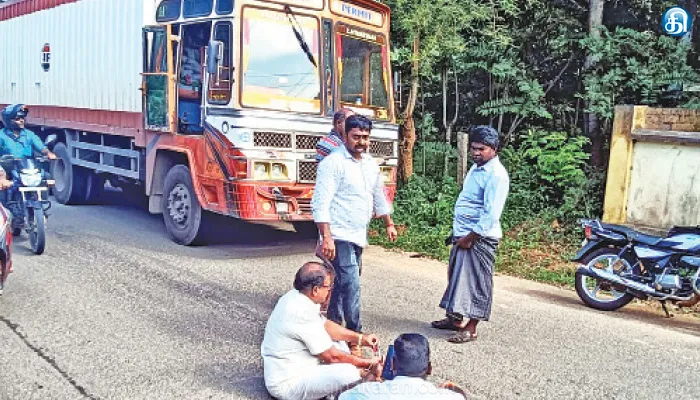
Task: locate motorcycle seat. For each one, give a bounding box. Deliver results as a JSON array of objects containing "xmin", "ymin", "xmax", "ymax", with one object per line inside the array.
[{"xmin": 601, "ymin": 223, "xmax": 662, "ymax": 246}]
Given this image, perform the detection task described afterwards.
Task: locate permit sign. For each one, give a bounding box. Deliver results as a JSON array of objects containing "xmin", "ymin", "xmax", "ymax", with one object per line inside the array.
[{"xmin": 331, "ymin": 0, "xmax": 384, "ymax": 27}]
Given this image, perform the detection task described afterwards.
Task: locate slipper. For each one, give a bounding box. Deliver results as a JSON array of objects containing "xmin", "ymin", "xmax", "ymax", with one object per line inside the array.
[
  {"xmin": 447, "ymin": 330, "xmax": 477, "ymax": 344},
  {"xmin": 431, "ymin": 318, "xmax": 461, "ymax": 331}
]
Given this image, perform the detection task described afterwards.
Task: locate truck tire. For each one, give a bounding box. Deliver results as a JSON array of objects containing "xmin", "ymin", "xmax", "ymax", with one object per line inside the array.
[
  {"xmin": 51, "ymin": 143, "xmax": 87, "ymax": 205},
  {"xmin": 161, "ymin": 165, "xmax": 204, "ymax": 245},
  {"xmin": 83, "ymin": 172, "xmax": 105, "ymax": 204}
]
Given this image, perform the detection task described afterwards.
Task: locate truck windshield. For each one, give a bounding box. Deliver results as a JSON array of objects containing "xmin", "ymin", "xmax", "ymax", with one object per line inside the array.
[
  {"xmin": 241, "ymin": 8, "xmax": 321, "ymax": 113},
  {"xmin": 336, "ymin": 25, "xmax": 390, "ymax": 120}
]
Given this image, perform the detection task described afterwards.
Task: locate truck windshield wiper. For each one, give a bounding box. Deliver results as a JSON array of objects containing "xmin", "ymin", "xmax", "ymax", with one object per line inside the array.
[{"xmin": 284, "ymin": 5, "xmax": 318, "ymax": 68}]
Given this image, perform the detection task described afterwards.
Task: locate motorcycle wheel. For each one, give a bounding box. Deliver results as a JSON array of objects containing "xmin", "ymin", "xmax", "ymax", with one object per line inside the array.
[
  {"xmin": 575, "ymin": 247, "xmax": 635, "ymax": 311},
  {"xmin": 28, "ymin": 208, "xmax": 46, "ymax": 255}
]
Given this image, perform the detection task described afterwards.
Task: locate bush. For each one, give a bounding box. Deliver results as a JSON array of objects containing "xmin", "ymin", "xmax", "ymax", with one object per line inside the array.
[{"xmin": 370, "ymin": 128, "xmax": 601, "ymax": 286}]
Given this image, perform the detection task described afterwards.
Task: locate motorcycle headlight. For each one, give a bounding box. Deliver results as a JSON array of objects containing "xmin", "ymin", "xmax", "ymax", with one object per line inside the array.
[
  {"xmin": 253, "ymin": 162, "xmax": 270, "ymax": 180},
  {"xmin": 20, "ymin": 173, "xmax": 42, "ymax": 187},
  {"xmin": 270, "ymin": 163, "xmax": 289, "ymax": 180}
]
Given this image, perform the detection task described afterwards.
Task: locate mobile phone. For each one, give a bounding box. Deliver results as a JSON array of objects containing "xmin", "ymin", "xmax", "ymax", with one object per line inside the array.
[{"xmin": 381, "ymin": 344, "xmax": 395, "ymax": 380}]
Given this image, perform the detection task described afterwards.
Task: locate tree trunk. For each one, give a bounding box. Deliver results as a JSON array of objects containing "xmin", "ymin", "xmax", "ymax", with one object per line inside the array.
[
  {"xmin": 442, "ymin": 67, "xmax": 459, "ymax": 177},
  {"xmin": 398, "ymin": 35, "xmax": 420, "ymax": 184},
  {"xmin": 585, "ymin": 0, "xmax": 605, "ymax": 167}
]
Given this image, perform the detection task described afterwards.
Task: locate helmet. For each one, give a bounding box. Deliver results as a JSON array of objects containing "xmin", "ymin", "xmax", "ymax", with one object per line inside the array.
[{"xmin": 1, "ymin": 104, "xmax": 28, "ymax": 130}]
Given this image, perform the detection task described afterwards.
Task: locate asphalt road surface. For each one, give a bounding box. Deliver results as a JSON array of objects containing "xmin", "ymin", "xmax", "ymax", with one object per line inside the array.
[{"xmin": 0, "ymin": 190, "xmax": 698, "ymax": 399}]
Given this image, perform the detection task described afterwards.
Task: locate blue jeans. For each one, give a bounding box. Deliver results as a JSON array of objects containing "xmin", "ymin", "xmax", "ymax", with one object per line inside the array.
[{"xmin": 327, "ymin": 240, "xmax": 363, "ymax": 333}]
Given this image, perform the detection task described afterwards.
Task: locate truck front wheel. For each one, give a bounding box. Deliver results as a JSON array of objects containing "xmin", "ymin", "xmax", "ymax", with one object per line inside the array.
[
  {"xmin": 51, "ymin": 143, "xmax": 87, "ymax": 205},
  {"xmin": 161, "ymin": 165, "xmax": 204, "ymax": 245}
]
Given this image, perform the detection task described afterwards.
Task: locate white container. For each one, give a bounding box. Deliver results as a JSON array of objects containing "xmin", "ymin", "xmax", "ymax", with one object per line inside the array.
[{"xmin": 0, "ymin": 0, "xmax": 158, "ymax": 114}]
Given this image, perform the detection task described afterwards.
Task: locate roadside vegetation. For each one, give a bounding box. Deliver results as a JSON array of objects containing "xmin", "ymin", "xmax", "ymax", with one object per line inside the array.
[{"xmin": 370, "ymin": 0, "xmax": 700, "ymax": 291}]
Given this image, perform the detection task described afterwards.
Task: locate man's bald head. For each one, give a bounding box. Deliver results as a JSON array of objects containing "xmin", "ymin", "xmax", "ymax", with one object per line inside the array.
[{"xmin": 293, "ymin": 261, "xmax": 335, "ymax": 292}]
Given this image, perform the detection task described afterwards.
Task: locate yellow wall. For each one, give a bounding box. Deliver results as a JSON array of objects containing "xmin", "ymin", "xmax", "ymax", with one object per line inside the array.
[{"xmin": 603, "ymin": 106, "xmax": 700, "ymax": 229}]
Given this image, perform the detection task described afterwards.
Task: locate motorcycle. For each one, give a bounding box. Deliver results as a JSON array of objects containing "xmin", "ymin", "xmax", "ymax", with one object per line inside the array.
[
  {"xmin": 573, "ymin": 219, "xmax": 700, "ymax": 315},
  {"xmin": 0, "ymin": 134, "xmax": 57, "ymax": 255},
  {"xmin": 0, "ymin": 204, "xmax": 13, "ymax": 296}
]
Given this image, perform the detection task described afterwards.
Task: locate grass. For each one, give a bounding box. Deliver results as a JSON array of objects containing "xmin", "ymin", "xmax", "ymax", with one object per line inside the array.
[{"xmin": 369, "ymin": 217, "xmax": 581, "ymax": 287}]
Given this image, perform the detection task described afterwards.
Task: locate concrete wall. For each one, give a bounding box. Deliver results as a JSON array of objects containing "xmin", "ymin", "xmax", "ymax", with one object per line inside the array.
[{"xmin": 603, "ymin": 106, "xmax": 700, "ymax": 230}]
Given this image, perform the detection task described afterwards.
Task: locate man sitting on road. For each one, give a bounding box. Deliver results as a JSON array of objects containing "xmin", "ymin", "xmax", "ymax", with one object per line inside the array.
[
  {"xmin": 261, "ymin": 261, "xmax": 383, "ymax": 400},
  {"xmin": 339, "ymin": 333, "xmax": 467, "ymax": 399}
]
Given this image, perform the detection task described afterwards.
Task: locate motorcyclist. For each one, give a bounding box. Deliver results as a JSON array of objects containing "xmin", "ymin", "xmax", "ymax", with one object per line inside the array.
[{"xmin": 0, "ymin": 104, "xmax": 57, "ymax": 192}]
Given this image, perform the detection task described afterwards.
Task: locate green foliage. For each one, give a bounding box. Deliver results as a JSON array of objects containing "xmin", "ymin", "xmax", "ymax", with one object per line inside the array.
[
  {"xmin": 380, "ymin": 0, "xmax": 700, "ymax": 287},
  {"xmin": 371, "ymin": 175, "xmax": 460, "ymax": 260},
  {"xmin": 580, "ymin": 27, "xmax": 698, "ymax": 119}
]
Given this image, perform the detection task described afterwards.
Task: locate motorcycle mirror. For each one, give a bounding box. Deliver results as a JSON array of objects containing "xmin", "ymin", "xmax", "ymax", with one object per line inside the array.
[{"xmin": 45, "ymin": 134, "xmax": 57, "ymax": 148}]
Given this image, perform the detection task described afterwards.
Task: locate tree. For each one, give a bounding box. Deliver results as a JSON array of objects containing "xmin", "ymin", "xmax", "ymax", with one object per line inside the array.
[
  {"xmin": 387, "ymin": 0, "xmax": 489, "ymax": 183},
  {"xmin": 584, "ymin": 0, "xmax": 606, "ymax": 166}
]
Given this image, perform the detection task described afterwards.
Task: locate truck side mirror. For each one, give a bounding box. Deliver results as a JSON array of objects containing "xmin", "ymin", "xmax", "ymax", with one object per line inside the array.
[
  {"xmin": 206, "ymin": 41, "xmax": 223, "ymax": 75},
  {"xmin": 45, "ymin": 134, "xmax": 57, "ymax": 149}
]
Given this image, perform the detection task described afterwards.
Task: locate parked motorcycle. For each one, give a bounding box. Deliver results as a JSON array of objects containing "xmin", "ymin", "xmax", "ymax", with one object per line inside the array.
[
  {"xmin": 0, "ymin": 204, "xmax": 13, "ymax": 296},
  {"xmin": 573, "ymin": 219, "xmax": 700, "ymax": 315},
  {"xmin": 0, "ymin": 135, "xmax": 57, "ymax": 255}
]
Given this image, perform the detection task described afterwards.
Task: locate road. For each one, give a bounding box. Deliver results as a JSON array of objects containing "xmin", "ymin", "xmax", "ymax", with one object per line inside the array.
[{"xmin": 0, "ymin": 190, "xmax": 698, "ymax": 399}]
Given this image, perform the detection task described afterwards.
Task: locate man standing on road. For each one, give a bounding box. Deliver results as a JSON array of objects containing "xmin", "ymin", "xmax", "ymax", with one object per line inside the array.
[
  {"xmin": 431, "ymin": 126, "xmax": 509, "ymax": 343},
  {"xmin": 312, "ymin": 115, "xmax": 397, "ymax": 343},
  {"xmin": 315, "ymin": 108, "xmax": 355, "ymax": 162},
  {"xmin": 261, "ymin": 261, "xmax": 382, "ymax": 400}
]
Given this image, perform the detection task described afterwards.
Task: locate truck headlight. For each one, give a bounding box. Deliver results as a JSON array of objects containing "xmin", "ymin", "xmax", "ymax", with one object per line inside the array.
[
  {"xmin": 253, "ymin": 162, "xmax": 270, "ymax": 180},
  {"xmin": 380, "ymin": 167, "xmax": 393, "ymax": 184},
  {"xmin": 270, "ymin": 163, "xmax": 289, "ymax": 180}
]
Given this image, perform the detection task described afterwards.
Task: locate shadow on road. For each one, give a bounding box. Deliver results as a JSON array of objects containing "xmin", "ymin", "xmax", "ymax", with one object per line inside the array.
[
  {"xmin": 53, "ymin": 187, "xmax": 318, "ymax": 258},
  {"xmin": 519, "ymin": 288, "xmax": 700, "ymax": 337}
]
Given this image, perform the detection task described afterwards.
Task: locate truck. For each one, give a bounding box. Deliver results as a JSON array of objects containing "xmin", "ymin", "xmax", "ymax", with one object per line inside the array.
[{"xmin": 0, "ymin": 0, "xmax": 398, "ymax": 245}]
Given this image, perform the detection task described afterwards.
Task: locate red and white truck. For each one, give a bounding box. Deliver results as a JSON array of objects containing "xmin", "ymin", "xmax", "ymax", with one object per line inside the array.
[{"xmin": 0, "ymin": 0, "xmax": 398, "ymax": 244}]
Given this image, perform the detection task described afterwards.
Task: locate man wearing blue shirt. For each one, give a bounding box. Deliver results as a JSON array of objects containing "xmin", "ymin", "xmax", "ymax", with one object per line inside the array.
[
  {"xmin": 431, "ymin": 126, "xmax": 509, "ymax": 344},
  {"xmin": 0, "ymin": 104, "xmax": 56, "ymax": 192}
]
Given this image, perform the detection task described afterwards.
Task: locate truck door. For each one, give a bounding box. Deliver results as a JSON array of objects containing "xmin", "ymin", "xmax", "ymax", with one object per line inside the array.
[{"xmin": 141, "ymin": 25, "xmax": 176, "ymax": 133}]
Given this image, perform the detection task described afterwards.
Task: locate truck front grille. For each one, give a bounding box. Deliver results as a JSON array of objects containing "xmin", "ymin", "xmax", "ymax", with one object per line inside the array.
[
  {"xmin": 253, "ymin": 131, "xmax": 292, "ymax": 148},
  {"xmin": 370, "ymin": 140, "xmax": 394, "ymax": 157},
  {"xmin": 298, "ymin": 161, "xmax": 317, "ymax": 183},
  {"xmin": 296, "ymin": 134, "xmax": 321, "ymax": 150}
]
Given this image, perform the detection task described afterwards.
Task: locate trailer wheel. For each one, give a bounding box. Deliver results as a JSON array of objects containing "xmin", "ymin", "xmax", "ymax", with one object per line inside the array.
[
  {"xmin": 161, "ymin": 165, "xmax": 204, "ymax": 245},
  {"xmin": 83, "ymin": 172, "xmax": 105, "ymax": 204},
  {"xmin": 51, "ymin": 143, "xmax": 87, "ymax": 205}
]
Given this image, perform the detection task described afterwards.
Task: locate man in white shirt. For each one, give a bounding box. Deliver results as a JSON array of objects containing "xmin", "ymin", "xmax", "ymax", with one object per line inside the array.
[
  {"xmin": 261, "ymin": 261, "xmax": 383, "ymax": 400},
  {"xmin": 339, "ymin": 333, "xmax": 466, "ymax": 399},
  {"xmin": 312, "ymin": 115, "xmax": 398, "ymax": 338}
]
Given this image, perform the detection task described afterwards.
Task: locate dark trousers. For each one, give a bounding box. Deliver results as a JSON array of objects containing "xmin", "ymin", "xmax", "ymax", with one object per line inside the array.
[{"xmin": 327, "ymin": 240, "xmax": 363, "ymax": 333}]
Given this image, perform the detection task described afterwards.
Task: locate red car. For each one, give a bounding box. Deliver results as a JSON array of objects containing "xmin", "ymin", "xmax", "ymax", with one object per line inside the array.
[{"xmin": 0, "ymin": 204, "xmax": 13, "ymax": 296}]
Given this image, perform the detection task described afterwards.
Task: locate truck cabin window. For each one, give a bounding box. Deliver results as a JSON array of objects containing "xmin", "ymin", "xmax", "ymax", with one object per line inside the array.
[
  {"xmin": 241, "ymin": 8, "xmax": 321, "ymax": 114},
  {"xmin": 183, "ymin": 0, "xmax": 213, "ymax": 18},
  {"xmin": 217, "ymin": 0, "xmax": 234, "ymax": 14},
  {"xmin": 178, "ymin": 23, "xmax": 212, "ymax": 133},
  {"xmin": 156, "ymin": 0, "xmax": 181, "ymax": 22},
  {"xmin": 337, "ymin": 26, "xmax": 389, "ymax": 120}
]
